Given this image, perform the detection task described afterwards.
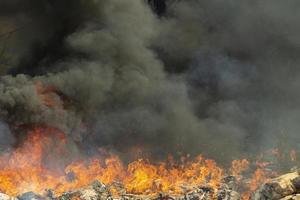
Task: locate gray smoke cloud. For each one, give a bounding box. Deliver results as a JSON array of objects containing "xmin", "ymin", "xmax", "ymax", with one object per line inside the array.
[
  {"xmin": 158, "ymin": 0, "xmax": 300, "ymax": 158},
  {"xmin": 0, "ymin": 0, "xmax": 299, "ymax": 163},
  {"xmin": 0, "ymin": 121, "xmax": 14, "ymax": 152}
]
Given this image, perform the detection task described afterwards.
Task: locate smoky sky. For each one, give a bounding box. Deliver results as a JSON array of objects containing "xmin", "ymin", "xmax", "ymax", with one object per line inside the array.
[{"xmin": 0, "ymin": 0, "xmax": 300, "ymax": 163}]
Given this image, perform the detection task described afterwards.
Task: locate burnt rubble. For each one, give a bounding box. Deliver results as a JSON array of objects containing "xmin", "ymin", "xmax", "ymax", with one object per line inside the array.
[
  {"xmin": 0, "ymin": 180, "xmax": 239, "ymax": 200},
  {"xmin": 0, "ymin": 180, "xmax": 234, "ymax": 200},
  {"xmin": 2, "ymin": 171, "xmax": 300, "ymax": 200},
  {"xmin": 253, "ymin": 171, "xmax": 300, "ymax": 200},
  {"xmin": 54, "ymin": 181, "xmax": 234, "ymax": 200}
]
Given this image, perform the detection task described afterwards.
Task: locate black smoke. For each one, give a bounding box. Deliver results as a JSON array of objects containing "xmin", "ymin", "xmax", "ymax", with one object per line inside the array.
[{"xmin": 0, "ymin": 0, "xmax": 299, "ymax": 163}]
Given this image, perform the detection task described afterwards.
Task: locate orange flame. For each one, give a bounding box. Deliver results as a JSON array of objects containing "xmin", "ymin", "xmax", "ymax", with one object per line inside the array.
[
  {"xmin": 0, "ymin": 126, "xmax": 67, "ymax": 196},
  {"xmin": 0, "ymin": 126, "xmax": 280, "ymax": 198},
  {"xmin": 230, "ymin": 159, "xmax": 249, "ymax": 178},
  {"xmin": 0, "ymin": 126, "xmax": 224, "ymax": 196}
]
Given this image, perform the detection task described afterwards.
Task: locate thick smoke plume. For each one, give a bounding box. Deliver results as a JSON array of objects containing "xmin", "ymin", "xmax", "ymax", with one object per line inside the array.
[{"xmin": 0, "ymin": 0, "xmax": 299, "ymax": 163}]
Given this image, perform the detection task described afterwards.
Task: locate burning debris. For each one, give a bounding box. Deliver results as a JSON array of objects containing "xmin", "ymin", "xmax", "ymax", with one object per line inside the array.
[
  {"xmin": 1, "ymin": 171, "xmax": 300, "ymax": 200},
  {"xmin": 0, "ymin": 179, "xmax": 242, "ymax": 200},
  {"xmin": 0, "ymin": 170, "xmax": 296, "ymax": 200},
  {"xmin": 0, "ymin": 126, "xmax": 291, "ymax": 200},
  {"xmin": 0, "ymin": 125, "xmax": 297, "ymax": 200}
]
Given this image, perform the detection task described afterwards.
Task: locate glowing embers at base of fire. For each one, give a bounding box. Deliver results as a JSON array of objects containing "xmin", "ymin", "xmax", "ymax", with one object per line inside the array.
[{"xmin": 0, "ymin": 126, "xmax": 295, "ymax": 199}]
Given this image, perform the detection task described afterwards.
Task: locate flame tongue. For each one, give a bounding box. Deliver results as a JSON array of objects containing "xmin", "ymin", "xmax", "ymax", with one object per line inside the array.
[{"xmin": 0, "ymin": 126, "xmax": 68, "ymax": 196}]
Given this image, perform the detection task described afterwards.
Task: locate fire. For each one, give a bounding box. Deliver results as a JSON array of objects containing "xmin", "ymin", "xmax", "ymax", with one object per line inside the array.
[
  {"xmin": 123, "ymin": 157, "xmax": 224, "ymax": 195},
  {"xmin": 0, "ymin": 126, "xmax": 67, "ymax": 196},
  {"xmin": 0, "ymin": 125, "xmax": 289, "ymax": 198},
  {"xmin": 0, "ymin": 126, "xmax": 225, "ymax": 196},
  {"xmin": 240, "ymin": 168, "xmax": 272, "ymax": 200},
  {"xmin": 230, "ymin": 159, "xmax": 249, "ymax": 178}
]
